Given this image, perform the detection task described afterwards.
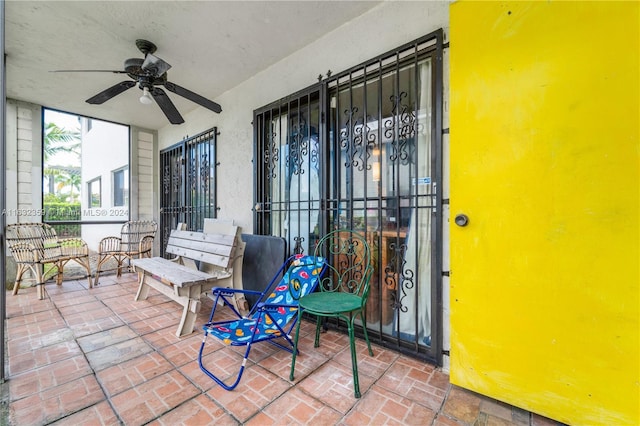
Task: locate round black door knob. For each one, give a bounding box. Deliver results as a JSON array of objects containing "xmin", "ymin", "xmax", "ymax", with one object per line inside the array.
[{"xmin": 455, "ymin": 214, "xmax": 469, "ymax": 227}]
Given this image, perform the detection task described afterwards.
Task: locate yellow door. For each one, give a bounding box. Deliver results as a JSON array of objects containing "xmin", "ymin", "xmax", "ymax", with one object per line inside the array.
[{"xmin": 449, "ymin": 2, "xmax": 639, "ymax": 425}]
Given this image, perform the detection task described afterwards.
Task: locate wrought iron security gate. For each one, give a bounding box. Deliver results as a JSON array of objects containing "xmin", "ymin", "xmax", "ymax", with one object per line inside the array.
[
  {"xmin": 159, "ymin": 128, "xmax": 218, "ymax": 256},
  {"xmin": 254, "ymin": 30, "xmax": 443, "ymax": 363},
  {"xmin": 254, "ymin": 89, "xmax": 322, "ymax": 255}
]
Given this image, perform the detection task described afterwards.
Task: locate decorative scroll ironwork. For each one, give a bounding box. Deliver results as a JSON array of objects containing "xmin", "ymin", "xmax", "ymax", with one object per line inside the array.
[
  {"xmin": 385, "ymin": 240, "xmax": 413, "ymax": 313},
  {"xmin": 264, "ymin": 121, "xmax": 279, "ymax": 179},
  {"xmin": 309, "ymin": 136, "xmax": 319, "ymax": 173},
  {"xmin": 200, "ymin": 152, "xmax": 210, "ymax": 189},
  {"xmin": 384, "ymin": 91, "xmax": 418, "ymax": 165},
  {"xmin": 189, "ymin": 155, "xmax": 197, "ymax": 191},
  {"xmin": 163, "ymin": 164, "xmax": 171, "ymax": 195},
  {"xmin": 340, "ymin": 106, "xmax": 377, "ymax": 171},
  {"xmin": 288, "ymin": 116, "xmax": 308, "ymax": 176},
  {"xmin": 172, "ymin": 157, "xmax": 182, "ymax": 194},
  {"xmin": 293, "ymin": 236, "xmax": 305, "ymax": 254},
  {"xmin": 162, "ymin": 224, "xmax": 171, "ymax": 255}
]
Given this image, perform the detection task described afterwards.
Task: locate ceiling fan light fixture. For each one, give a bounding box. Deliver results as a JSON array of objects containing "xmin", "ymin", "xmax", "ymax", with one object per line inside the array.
[{"xmin": 139, "ymin": 87, "xmax": 153, "ymax": 105}]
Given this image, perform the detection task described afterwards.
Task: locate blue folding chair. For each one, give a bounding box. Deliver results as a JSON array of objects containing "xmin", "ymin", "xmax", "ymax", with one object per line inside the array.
[{"xmin": 198, "ymin": 254, "xmax": 325, "ymax": 390}]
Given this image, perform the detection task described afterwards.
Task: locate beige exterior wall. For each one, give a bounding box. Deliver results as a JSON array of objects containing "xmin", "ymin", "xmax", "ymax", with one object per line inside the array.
[
  {"xmin": 134, "ymin": 129, "xmax": 156, "ymax": 221},
  {"xmin": 5, "ymin": 100, "xmax": 41, "ymax": 225}
]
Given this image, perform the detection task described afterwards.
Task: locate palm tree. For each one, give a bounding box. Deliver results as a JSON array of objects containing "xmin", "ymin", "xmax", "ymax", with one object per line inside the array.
[
  {"xmin": 43, "ymin": 122, "xmax": 80, "ymax": 161},
  {"xmin": 43, "ymin": 122, "xmax": 81, "ymax": 195},
  {"xmin": 55, "ymin": 170, "xmax": 82, "ymax": 203}
]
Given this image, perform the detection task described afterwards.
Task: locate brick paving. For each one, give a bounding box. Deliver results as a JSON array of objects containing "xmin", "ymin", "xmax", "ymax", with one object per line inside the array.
[{"xmin": 3, "ymin": 273, "xmax": 565, "ymax": 425}]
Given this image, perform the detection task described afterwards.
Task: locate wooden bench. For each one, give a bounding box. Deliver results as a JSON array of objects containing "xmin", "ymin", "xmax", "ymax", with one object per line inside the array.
[
  {"xmin": 5, "ymin": 223, "xmax": 93, "ymax": 300},
  {"xmin": 132, "ymin": 225, "xmax": 244, "ymax": 337}
]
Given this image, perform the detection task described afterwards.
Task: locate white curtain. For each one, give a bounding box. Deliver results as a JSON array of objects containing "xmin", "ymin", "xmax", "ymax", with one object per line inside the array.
[
  {"xmin": 397, "ymin": 59, "xmax": 432, "ymax": 345},
  {"xmin": 271, "ymin": 115, "xmax": 287, "ymax": 240},
  {"xmin": 283, "ymin": 134, "xmax": 320, "ymax": 255}
]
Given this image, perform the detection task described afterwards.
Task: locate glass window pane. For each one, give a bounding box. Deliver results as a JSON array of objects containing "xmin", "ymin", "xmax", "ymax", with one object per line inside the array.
[
  {"xmin": 88, "ymin": 179, "xmax": 101, "ymax": 208},
  {"xmin": 43, "ymin": 108, "xmax": 130, "ymax": 245}
]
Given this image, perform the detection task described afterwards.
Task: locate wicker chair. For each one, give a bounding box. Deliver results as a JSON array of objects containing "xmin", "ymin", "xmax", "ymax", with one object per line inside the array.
[
  {"xmin": 5, "ymin": 223, "xmax": 93, "ymax": 299},
  {"xmin": 94, "ymin": 220, "xmax": 157, "ymax": 285}
]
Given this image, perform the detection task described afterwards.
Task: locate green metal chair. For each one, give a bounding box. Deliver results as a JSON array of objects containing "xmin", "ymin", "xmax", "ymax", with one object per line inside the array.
[{"xmin": 290, "ymin": 229, "xmax": 374, "ymax": 398}]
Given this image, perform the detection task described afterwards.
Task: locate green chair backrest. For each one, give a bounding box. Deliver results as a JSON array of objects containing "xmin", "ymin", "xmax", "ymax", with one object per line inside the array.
[{"xmin": 312, "ymin": 230, "xmax": 373, "ymax": 303}]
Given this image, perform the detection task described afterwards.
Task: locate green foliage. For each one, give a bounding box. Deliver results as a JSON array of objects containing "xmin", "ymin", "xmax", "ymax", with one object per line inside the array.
[
  {"xmin": 43, "ymin": 202, "xmax": 80, "ymax": 221},
  {"xmin": 43, "ymin": 202, "xmax": 81, "ymax": 238},
  {"xmin": 44, "ymin": 193, "xmax": 67, "ymax": 204}
]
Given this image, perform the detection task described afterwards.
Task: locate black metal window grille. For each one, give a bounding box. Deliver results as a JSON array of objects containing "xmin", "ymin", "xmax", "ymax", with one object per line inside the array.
[
  {"xmin": 253, "ymin": 88, "xmax": 323, "ymax": 255},
  {"xmin": 254, "ymin": 30, "xmax": 443, "ymax": 363},
  {"xmin": 159, "ymin": 128, "xmax": 218, "ymax": 256}
]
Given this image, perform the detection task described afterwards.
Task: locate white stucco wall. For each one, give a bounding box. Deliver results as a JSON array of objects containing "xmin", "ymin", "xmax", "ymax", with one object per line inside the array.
[{"xmin": 80, "ymin": 118, "xmax": 129, "ymax": 250}]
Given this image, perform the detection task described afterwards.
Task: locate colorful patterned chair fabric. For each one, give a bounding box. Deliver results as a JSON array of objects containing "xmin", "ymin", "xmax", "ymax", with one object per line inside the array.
[{"xmin": 198, "ymin": 254, "xmax": 325, "ymax": 390}]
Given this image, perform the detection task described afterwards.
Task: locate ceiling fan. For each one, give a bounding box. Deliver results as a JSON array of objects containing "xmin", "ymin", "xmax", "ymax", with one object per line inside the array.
[{"xmin": 53, "ymin": 39, "xmax": 222, "ymax": 125}]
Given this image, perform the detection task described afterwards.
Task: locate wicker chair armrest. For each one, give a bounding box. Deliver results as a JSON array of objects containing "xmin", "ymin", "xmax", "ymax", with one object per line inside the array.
[
  {"xmin": 7, "ymin": 242, "xmax": 41, "ymax": 263},
  {"xmin": 138, "ymin": 235, "xmax": 155, "ymax": 255}
]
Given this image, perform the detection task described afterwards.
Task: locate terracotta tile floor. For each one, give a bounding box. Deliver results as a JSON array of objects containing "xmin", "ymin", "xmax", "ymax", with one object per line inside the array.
[{"xmin": 3, "ymin": 273, "xmax": 565, "ymax": 425}]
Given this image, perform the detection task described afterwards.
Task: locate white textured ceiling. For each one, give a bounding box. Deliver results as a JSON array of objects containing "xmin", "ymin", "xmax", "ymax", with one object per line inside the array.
[{"xmin": 5, "ymin": 1, "xmax": 380, "ymax": 130}]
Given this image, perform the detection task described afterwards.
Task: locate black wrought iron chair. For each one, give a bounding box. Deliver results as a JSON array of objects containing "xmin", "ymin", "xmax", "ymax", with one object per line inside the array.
[{"xmin": 289, "ymin": 229, "xmax": 374, "ymax": 398}]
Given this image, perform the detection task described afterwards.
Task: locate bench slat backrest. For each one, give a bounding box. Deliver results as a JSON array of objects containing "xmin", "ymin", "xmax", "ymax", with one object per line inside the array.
[{"xmin": 166, "ymin": 228, "xmax": 237, "ymax": 269}]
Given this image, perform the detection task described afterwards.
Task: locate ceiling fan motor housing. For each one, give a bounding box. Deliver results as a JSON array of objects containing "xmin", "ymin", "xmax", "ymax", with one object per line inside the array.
[
  {"xmin": 124, "ymin": 58, "xmax": 167, "ymax": 87},
  {"xmin": 124, "ymin": 58, "xmax": 144, "ymax": 78}
]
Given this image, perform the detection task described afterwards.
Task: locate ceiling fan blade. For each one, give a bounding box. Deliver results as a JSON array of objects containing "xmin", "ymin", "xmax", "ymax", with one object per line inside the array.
[
  {"xmin": 86, "ymin": 81, "xmax": 136, "ymax": 104},
  {"xmin": 164, "ymin": 81, "xmax": 222, "ymax": 113},
  {"xmin": 150, "ymin": 87, "xmax": 185, "ymax": 124}
]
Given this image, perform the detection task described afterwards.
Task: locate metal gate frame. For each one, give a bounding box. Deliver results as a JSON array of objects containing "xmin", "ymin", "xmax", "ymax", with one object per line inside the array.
[{"xmin": 159, "ymin": 128, "xmax": 218, "ymax": 256}]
